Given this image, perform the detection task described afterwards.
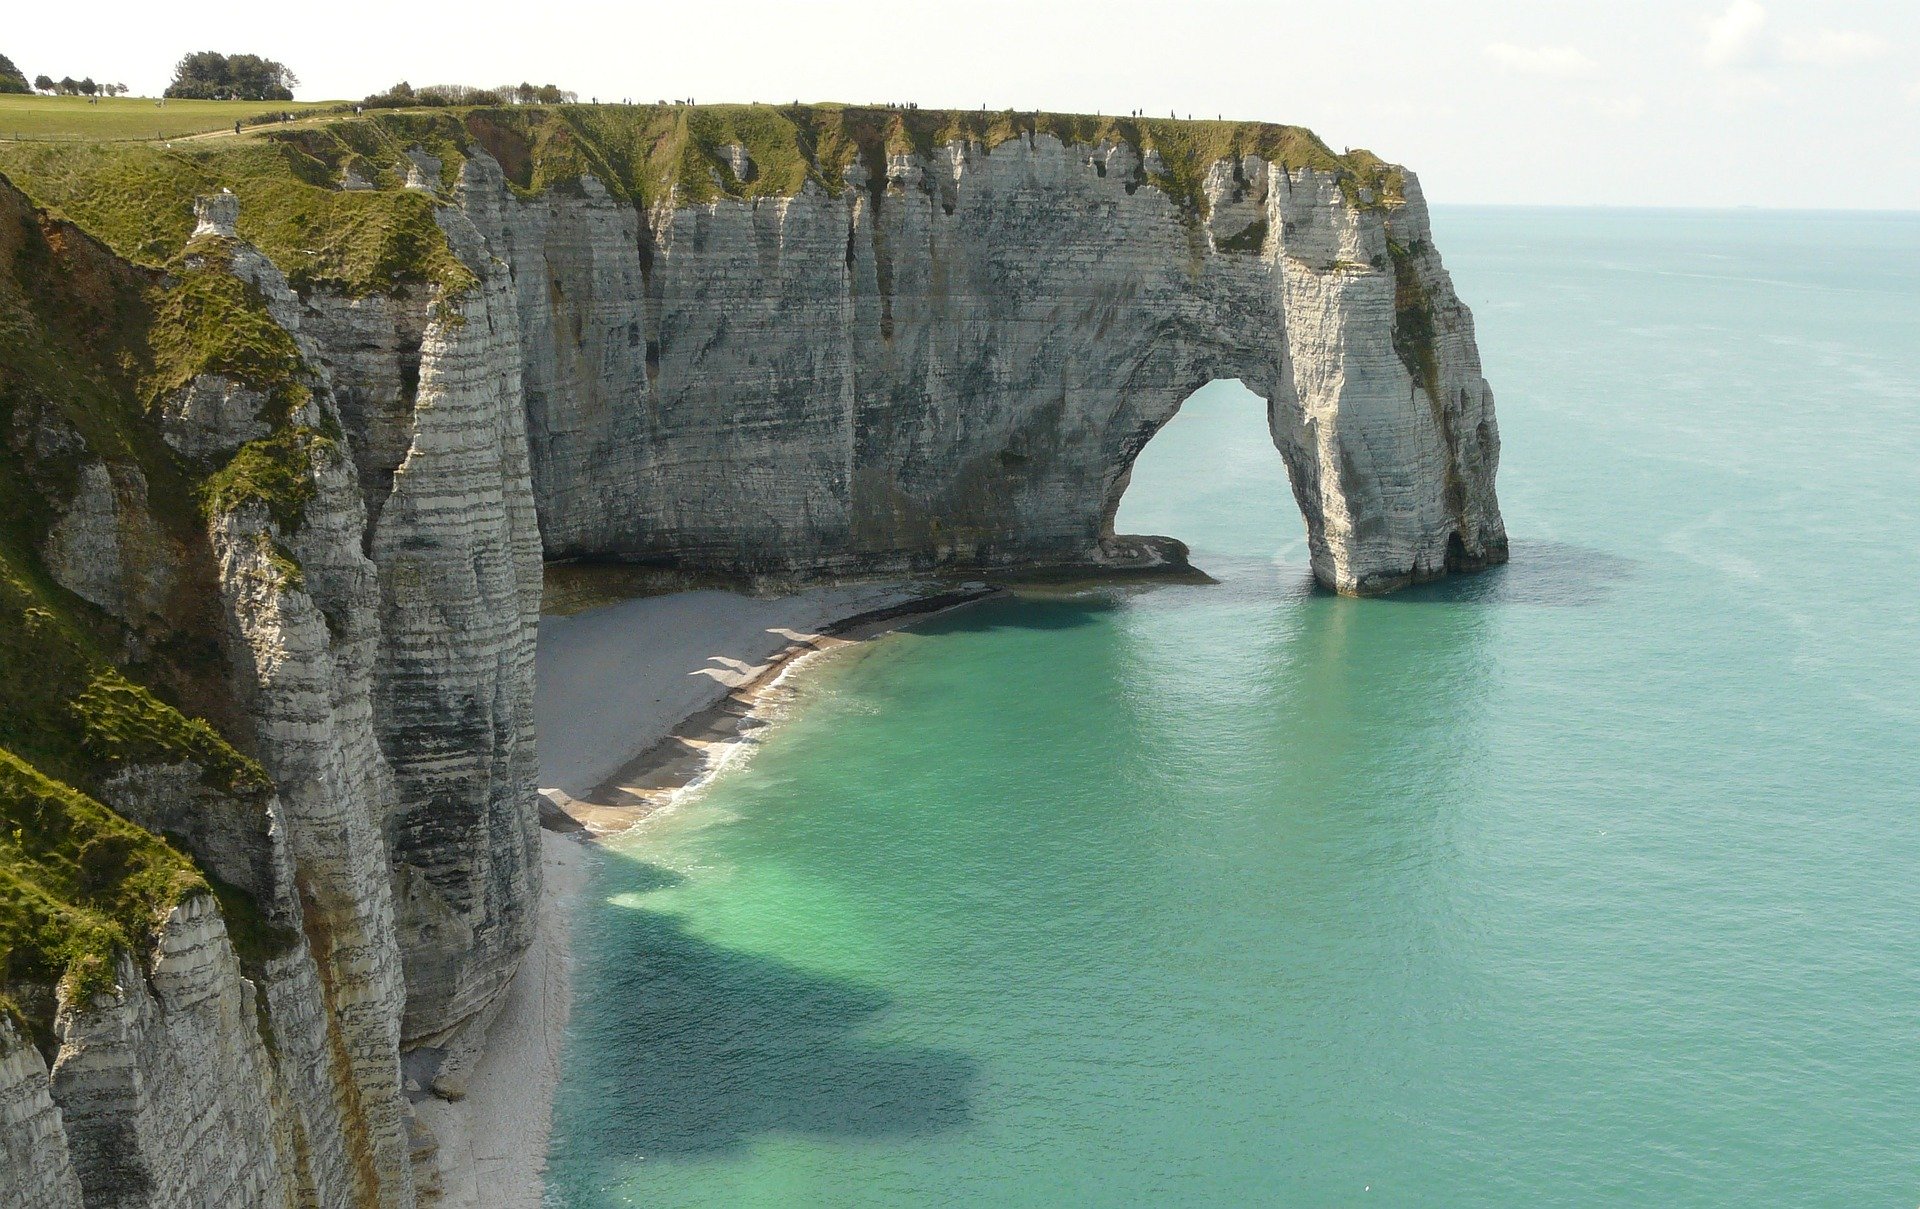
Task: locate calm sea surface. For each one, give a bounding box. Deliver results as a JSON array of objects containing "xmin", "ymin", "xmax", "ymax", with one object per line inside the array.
[{"xmin": 544, "ymin": 208, "xmax": 1920, "ymax": 1206}]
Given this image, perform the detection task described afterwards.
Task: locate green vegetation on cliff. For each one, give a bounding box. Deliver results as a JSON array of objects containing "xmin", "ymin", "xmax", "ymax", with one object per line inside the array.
[
  {"xmin": 443, "ymin": 102, "xmax": 1404, "ymax": 221},
  {"xmin": 1386, "ymin": 237, "xmax": 1439, "ymax": 396},
  {"xmin": 0, "ymin": 137, "xmax": 472, "ymax": 295},
  {"xmin": 0, "ymin": 537, "xmax": 266, "ymax": 1010},
  {"xmin": 0, "ymin": 175, "xmax": 277, "ymax": 1023},
  {"xmin": 1, "ymin": 101, "xmax": 1407, "ymax": 300},
  {"xmin": 147, "ymin": 240, "xmax": 307, "ymax": 400},
  {"xmin": 0, "ymin": 750, "xmax": 205, "ymax": 1009},
  {"xmin": 198, "ymin": 424, "xmax": 333, "ymax": 532}
]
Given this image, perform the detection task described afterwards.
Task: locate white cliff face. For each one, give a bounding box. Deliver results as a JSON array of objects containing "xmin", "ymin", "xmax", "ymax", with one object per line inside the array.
[
  {"xmin": 212, "ymin": 494, "xmax": 417, "ymax": 1208},
  {"xmin": 22, "ymin": 411, "xmax": 179, "ymax": 634},
  {"xmin": 2, "ymin": 192, "xmax": 543, "ymax": 1205},
  {"xmin": 0, "ymin": 1021, "xmax": 82, "ymax": 1208},
  {"xmin": 468, "ymin": 132, "xmax": 1504, "ymax": 593},
  {"xmin": 296, "ymin": 166, "xmax": 543, "ymax": 1050},
  {"xmin": 84, "ymin": 763, "xmax": 368, "ymax": 1208},
  {"xmin": 47, "ymin": 898, "xmax": 292, "ymax": 1206},
  {"xmin": 1269, "ymin": 170, "xmax": 1505, "ymax": 590},
  {"xmin": 207, "ymin": 240, "xmax": 419, "ymax": 1207}
]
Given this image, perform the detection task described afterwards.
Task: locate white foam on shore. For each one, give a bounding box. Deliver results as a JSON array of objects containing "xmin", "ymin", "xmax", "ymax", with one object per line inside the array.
[{"xmin": 534, "ymin": 584, "xmax": 915, "ymax": 797}]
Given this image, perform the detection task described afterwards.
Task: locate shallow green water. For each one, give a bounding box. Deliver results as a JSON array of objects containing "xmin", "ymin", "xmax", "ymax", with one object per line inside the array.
[{"xmin": 546, "ymin": 208, "xmax": 1920, "ymax": 1206}]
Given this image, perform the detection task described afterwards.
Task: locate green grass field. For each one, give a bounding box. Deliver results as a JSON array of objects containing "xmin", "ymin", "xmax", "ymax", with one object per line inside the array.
[{"xmin": 0, "ymin": 94, "xmax": 348, "ymax": 142}]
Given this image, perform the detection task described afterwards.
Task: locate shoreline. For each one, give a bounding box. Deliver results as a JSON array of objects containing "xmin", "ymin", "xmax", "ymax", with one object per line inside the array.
[
  {"xmin": 543, "ymin": 584, "xmax": 1001, "ymax": 837},
  {"xmin": 429, "ymin": 579, "xmax": 1001, "ymax": 1207}
]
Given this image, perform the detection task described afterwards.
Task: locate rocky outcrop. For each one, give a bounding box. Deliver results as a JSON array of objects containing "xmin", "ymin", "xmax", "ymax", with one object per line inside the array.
[
  {"xmin": 474, "ymin": 130, "xmax": 1503, "ymax": 594},
  {"xmin": 1, "ymin": 183, "xmax": 540, "ymax": 1206},
  {"xmin": 47, "ymin": 898, "xmax": 290, "ymax": 1205},
  {"xmin": 188, "ymin": 203, "xmax": 543, "ymax": 1199},
  {"xmin": 297, "ymin": 189, "xmax": 543, "ymax": 1049}
]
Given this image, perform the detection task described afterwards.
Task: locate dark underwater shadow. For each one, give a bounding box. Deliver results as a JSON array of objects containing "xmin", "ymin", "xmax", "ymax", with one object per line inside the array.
[
  {"xmin": 908, "ymin": 592, "xmax": 1122, "ymax": 636},
  {"xmin": 554, "ymin": 857, "xmax": 977, "ymax": 1169},
  {"xmin": 1372, "ymin": 539, "xmax": 1638, "ymax": 607}
]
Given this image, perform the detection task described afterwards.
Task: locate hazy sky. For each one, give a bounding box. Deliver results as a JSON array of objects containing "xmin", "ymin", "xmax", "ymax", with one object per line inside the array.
[{"xmin": 9, "ymin": 0, "xmax": 1915, "ymax": 208}]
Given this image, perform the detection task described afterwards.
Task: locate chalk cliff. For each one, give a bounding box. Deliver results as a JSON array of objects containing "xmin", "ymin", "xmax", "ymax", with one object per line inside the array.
[
  {"xmin": 0, "ymin": 103, "xmax": 1502, "ymax": 1207},
  {"xmin": 485, "ymin": 124, "xmax": 1503, "ymax": 593}
]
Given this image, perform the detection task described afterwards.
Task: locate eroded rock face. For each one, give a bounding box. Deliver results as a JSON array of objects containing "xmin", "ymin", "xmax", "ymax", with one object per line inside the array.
[
  {"xmin": 0, "ymin": 1021, "xmax": 82, "ymax": 1208},
  {"xmin": 2, "ymin": 192, "xmax": 541, "ymax": 1207},
  {"xmin": 469, "ymin": 134, "xmax": 1505, "ymax": 593},
  {"xmin": 48, "ymin": 898, "xmax": 292, "ymax": 1206},
  {"xmin": 298, "ymin": 184, "xmax": 543, "ymax": 1046},
  {"xmin": 0, "ymin": 183, "xmax": 401, "ymax": 1208}
]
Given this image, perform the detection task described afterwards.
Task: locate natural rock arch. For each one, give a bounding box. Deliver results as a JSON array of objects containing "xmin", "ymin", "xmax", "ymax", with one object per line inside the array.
[
  {"xmin": 1094, "ymin": 376, "xmax": 1291, "ymax": 569},
  {"xmin": 472, "ymin": 132, "xmax": 1506, "ymax": 595}
]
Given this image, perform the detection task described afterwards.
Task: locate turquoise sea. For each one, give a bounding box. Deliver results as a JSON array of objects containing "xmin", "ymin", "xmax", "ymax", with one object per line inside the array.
[{"xmin": 544, "ymin": 208, "xmax": 1920, "ymax": 1206}]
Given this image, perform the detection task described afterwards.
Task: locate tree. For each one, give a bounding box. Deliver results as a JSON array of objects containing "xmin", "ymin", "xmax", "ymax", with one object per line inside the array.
[
  {"xmin": 225, "ymin": 54, "xmax": 296, "ymax": 101},
  {"xmin": 78, "ymin": 77, "xmax": 97, "ymax": 97},
  {"xmin": 33, "ymin": 74, "xmax": 54, "ymax": 94},
  {"xmin": 496, "ymin": 82, "xmax": 574, "ymax": 105},
  {"xmin": 165, "ymin": 51, "xmax": 298, "ymax": 101},
  {"xmin": 416, "ymin": 83, "xmax": 501, "ymax": 106},
  {"xmin": 361, "ymin": 80, "xmax": 415, "ymax": 109},
  {"xmin": 0, "ymin": 53, "xmax": 28, "ymax": 94},
  {"xmin": 57, "ymin": 76, "xmax": 77, "ymax": 96}
]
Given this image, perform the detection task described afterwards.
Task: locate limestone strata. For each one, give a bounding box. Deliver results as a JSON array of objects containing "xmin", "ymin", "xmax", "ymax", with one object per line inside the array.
[
  {"xmin": 297, "ymin": 181, "xmax": 543, "ymax": 1047},
  {"xmin": 474, "ymin": 132, "xmax": 1505, "ymax": 592},
  {"xmin": 2, "ymin": 883, "xmax": 365, "ymax": 1209},
  {"xmin": 0, "ymin": 1021, "xmax": 81, "ymax": 1208},
  {"xmin": 2, "ymin": 191, "xmax": 541, "ymax": 1206},
  {"xmin": 46, "ymin": 898, "xmax": 290, "ymax": 1205}
]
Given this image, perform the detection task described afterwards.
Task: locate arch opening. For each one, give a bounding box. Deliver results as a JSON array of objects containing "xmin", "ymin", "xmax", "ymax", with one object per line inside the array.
[{"xmin": 1104, "ymin": 379, "xmax": 1308, "ymax": 575}]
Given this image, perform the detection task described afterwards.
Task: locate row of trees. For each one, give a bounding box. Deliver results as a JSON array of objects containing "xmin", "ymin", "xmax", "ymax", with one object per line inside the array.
[
  {"xmin": 499, "ymin": 82, "xmax": 577, "ymax": 105},
  {"xmin": 0, "ymin": 53, "xmax": 126, "ymax": 97},
  {"xmin": 164, "ymin": 52, "xmax": 298, "ymax": 102},
  {"xmin": 362, "ymin": 80, "xmax": 577, "ymax": 109},
  {"xmin": 0, "ymin": 51, "xmax": 581, "ymax": 108},
  {"xmin": 0, "ymin": 49, "xmax": 293, "ymax": 101},
  {"xmin": 33, "ymin": 76, "xmax": 131, "ymax": 97}
]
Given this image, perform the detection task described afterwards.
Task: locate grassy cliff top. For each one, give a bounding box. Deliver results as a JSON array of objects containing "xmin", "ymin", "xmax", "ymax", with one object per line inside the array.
[
  {"xmin": 0, "ymin": 175, "xmax": 278, "ymax": 1026},
  {"xmin": 359, "ymin": 102, "xmax": 1408, "ymax": 216},
  {"xmin": 0, "ymin": 131, "xmax": 473, "ymax": 297},
  {"xmin": 0, "ymin": 94, "xmax": 348, "ymax": 142},
  {"xmin": 450, "ymin": 103, "xmax": 1401, "ymax": 209},
  {"xmin": 0, "ymin": 103, "xmax": 1405, "ymax": 297}
]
